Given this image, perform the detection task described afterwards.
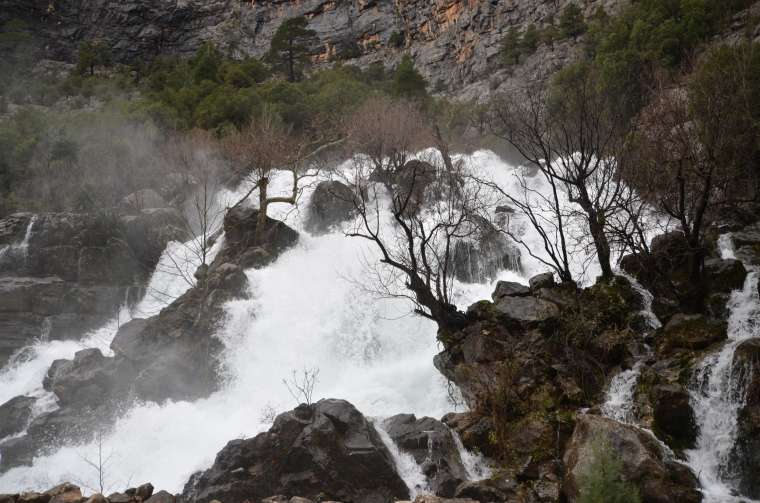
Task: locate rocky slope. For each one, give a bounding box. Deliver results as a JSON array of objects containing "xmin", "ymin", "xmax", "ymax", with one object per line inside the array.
[{"xmin": 2, "ymin": 0, "xmax": 625, "ymax": 96}]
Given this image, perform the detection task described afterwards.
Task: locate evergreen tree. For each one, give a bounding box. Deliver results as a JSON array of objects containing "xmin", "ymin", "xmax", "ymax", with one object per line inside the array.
[
  {"xmin": 76, "ymin": 40, "xmax": 111, "ymax": 76},
  {"xmin": 577, "ymin": 441, "xmax": 640, "ymax": 503},
  {"xmin": 521, "ymin": 24, "xmax": 539, "ymax": 54},
  {"xmin": 501, "ymin": 27, "xmax": 522, "ymax": 66},
  {"xmin": 267, "ymin": 16, "xmax": 317, "ymax": 82},
  {"xmin": 560, "ymin": 3, "xmax": 587, "ymax": 39},
  {"xmin": 392, "ymin": 54, "xmax": 427, "ymax": 98}
]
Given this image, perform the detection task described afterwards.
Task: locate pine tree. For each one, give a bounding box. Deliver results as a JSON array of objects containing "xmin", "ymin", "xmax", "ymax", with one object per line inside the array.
[
  {"xmin": 392, "ymin": 54, "xmax": 427, "ymax": 98},
  {"xmin": 560, "ymin": 3, "xmax": 587, "ymax": 39},
  {"xmin": 501, "ymin": 27, "xmax": 522, "ymax": 66},
  {"xmin": 267, "ymin": 17, "xmax": 317, "ymax": 82}
]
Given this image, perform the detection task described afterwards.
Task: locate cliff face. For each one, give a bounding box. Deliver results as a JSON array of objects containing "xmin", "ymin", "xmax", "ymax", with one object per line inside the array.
[{"xmin": 3, "ymin": 0, "xmax": 624, "ymax": 95}]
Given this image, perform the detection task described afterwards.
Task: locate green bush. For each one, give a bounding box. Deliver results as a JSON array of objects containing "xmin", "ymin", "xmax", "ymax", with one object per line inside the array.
[
  {"xmin": 388, "ymin": 31, "xmax": 405, "ymax": 48},
  {"xmin": 577, "ymin": 440, "xmax": 641, "ymax": 503},
  {"xmin": 559, "ymin": 3, "xmax": 587, "ymax": 39},
  {"xmin": 501, "ymin": 27, "xmax": 522, "ymax": 66},
  {"xmin": 392, "ymin": 54, "xmax": 427, "ymax": 98}
]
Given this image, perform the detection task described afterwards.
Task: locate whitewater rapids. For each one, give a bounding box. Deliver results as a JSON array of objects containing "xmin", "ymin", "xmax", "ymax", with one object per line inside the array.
[{"xmin": 0, "ymin": 151, "xmax": 596, "ymax": 493}]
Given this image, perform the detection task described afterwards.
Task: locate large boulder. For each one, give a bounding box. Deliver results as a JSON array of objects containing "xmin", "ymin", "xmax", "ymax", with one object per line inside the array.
[
  {"xmin": 491, "ymin": 281, "xmax": 530, "ymax": 301},
  {"xmin": 0, "ymin": 396, "xmax": 36, "ymax": 440},
  {"xmin": 383, "ymin": 414, "xmax": 469, "ymax": 497},
  {"xmin": 563, "ymin": 415, "xmax": 701, "ymax": 503},
  {"xmin": 121, "ymin": 208, "xmax": 189, "ymax": 268},
  {"xmin": 182, "ymin": 399, "xmax": 409, "ymax": 503},
  {"xmin": 304, "ymin": 180, "xmax": 357, "ymax": 234},
  {"xmin": 703, "ymin": 258, "xmax": 747, "ymax": 293},
  {"xmin": 221, "ymin": 206, "xmax": 299, "ymax": 269},
  {"xmin": 658, "ymin": 314, "xmax": 727, "ymax": 354},
  {"xmin": 493, "ymin": 296, "xmax": 559, "ymax": 326},
  {"xmin": 450, "ymin": 217, "xmax": 521, "ymax": 284},
  {"xmin": 650, "ymin": 384, "xmax": 697, "ymax": 451}
]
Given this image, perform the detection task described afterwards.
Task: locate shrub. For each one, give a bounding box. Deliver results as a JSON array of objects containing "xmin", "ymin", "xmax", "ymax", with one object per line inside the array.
[
  {"xmin": 501, "ymin": 27, "xmax": 521, "ymax": 66},
  {"xmin": 392, "ymin": 54, "xmax": 427, "ymax": 98},
  {"xmin": 388, "ymin": 30, "xmax": 405, "ymax": 48},
  {"xmin": 559, "ymin": 3, "xmax": 587, "ymax": 39},
  {"xmin": 577, "ymin": 440, "xmax": 641, "ymax": 503}
]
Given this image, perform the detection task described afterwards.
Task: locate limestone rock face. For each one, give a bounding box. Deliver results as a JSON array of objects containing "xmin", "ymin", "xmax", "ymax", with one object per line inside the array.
[
  {"xmin": 181, "ymin": 399, "xmax": 409, "ymax": 503},
  {"xmin": 6, "ymin": 0, "xmax": 626, "ymax": 96}
]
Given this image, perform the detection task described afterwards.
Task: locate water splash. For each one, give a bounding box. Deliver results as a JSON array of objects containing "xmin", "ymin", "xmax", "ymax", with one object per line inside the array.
[{"xmin": 372, "ymin": 418, "xmax": 431, "ymax": 498}]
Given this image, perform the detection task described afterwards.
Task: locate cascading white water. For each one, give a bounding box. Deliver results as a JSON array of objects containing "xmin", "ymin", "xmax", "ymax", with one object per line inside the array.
[
  {"xmin": 686, "ymin": 235, "xmax": 760, "ymax": 503},
  {"xmin": 0, "ymin": 215, "xmax": 37, "ymax": 263},
  {"xmin": 372, "ymin": 419, "xmax": 431, "ymax": 498},
  {"xmin": 0, "ymin": 150, "xmax": 599, "ymax": 494}
]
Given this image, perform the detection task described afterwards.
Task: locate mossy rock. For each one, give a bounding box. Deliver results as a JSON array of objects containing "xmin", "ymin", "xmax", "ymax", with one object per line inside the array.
[{"xmin": 659, "ymin": 313, "xmax": 727, "ymax": 354}]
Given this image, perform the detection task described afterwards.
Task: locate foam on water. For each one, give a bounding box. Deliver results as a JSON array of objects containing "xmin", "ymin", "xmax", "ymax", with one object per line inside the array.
[{"xmin": 0, "ymin": 151, "xmax": 603, "ymax": 493}]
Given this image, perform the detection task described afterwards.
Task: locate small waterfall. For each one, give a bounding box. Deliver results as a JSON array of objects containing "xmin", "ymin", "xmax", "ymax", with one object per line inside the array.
[
  {"xmin": 371, "ymin": 418, "xmax": 431, "ymax": 498},
  {"xmin": 0, "ymin": 215, "xmax": 37, "ymax": 266},
  {"xmin": 600, "ymin": 273, "xmax": 661, "ymax": 423},
  {"xmin": 685, "ymin": 235, "xmax": 760, "ymax": 502},
  {"xmin": 451, "ymin": 430, "xmax": 491, "ymax": 481}
]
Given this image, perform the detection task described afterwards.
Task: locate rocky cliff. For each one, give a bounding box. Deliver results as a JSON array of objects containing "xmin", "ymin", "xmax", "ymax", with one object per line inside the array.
[{"xmin": 2, "ymin": 0, "xmax": 624, "ymax": 96}]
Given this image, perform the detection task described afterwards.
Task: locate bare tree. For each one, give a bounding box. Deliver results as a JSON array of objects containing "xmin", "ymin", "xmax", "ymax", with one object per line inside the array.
[
  {"xmin": 489, "ymin": 65, "xmax": 628, "ymax": 281},
  {"xmin": 343, "ymin": 98, "xmax": 486, "ymax": 334},
  {"xmin": 78, "ymin": 430, "xmax": 115, "ymax": 495},
  {"xmin": 222, "ymin": 110, "xmax": 342, "ymax": 243},
  {"xmin": 283, "ymin": 367, "xmax": 320, "ymax": 406}
]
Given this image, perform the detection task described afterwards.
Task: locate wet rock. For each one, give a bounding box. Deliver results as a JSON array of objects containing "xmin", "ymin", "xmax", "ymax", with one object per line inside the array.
[
  {"xmin": 83, "ymin": 495, "xmax": 107, "ymax": 503},
  {"xmin": 121, "ymin": 208, "xmax": 189, "ymax": 268},
  {"xmin": 441, "ymin": 413, "xmax": 497, "ymax": 460},
  {"xmin": 491, "ymin": 281, "xmax": 530, "ymax": 301},
  {"xmin": 181, "ymin": 399, "xmax": 408, "ymax": 503},
  {"xmin": 729, "ymin": 338, "xmax": 760, "ymax": 499},
  {"xmin": 411, "ymin": 496, "xmax": 478, "ymax": 503},
  {"xmin": 659, "ymin": 314, "xmax": 727, "ymax": 353},
  {"xmin": 563, "ymin": 415, "xmax": 701, "ymax": 503},
  {"xmin": 450, "ymin": 217, "xmax": 521, "ymax": 284},
  {"xmin": 0, "ymin": 435, "xmax": 35, "ymax": 471},
  {"xmin": 0, "ymin": 396, "xmax": 36, "ymax": 439},
  {"xmin": 529, "ymin": 272, "xmax": 555, "ymax": 291},
  {"xmin": 651, "ymin": 384, "xmax": 697, "ymax": 450},
  {"xmin": 493, "ymin": 296, "xmax": 559, "ymax": 325},
  {"xmin": 453, "ymin": 480, "xmax": 511, "ymax": 501},
  {"xmin": 135, "ymin": 484, "xmax": 154, "ymax": 500},
  {"xmin": 703, "ymin": 258, "xmax": 747, "ymax": 293},
  {"xmin": 304, "ymin": 180, "xmax": 357, "ymax": 234},
  {"xmin": 220, "ymin": 206, "xmax": 298, "ymax": 270},
  {"xmin": 383, "ymin": 414, "xmax": 468, "ymax": 497}
]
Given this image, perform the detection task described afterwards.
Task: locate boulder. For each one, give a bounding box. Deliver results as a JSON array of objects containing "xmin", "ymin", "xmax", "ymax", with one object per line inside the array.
[
  {"xmin": 493, "ymin": 296, "xmax": 559, "ymax": 325},
  {"xmin": 651, "ymin": 384, "xmax": 697, "ymax": 450},
  {"xmin": 0, "ymin": 396, "xmax": 36, "ymax": 440},
  {"xmin": 181, "ymin": 399, "xmax": 409, "ymax": 503},
  {"xmin": 450, "ymin": 217, "xmax": 521, "ymax": 284},
  {"xmin": 121, "ymin": 208, "xmax": 189, "ymax": 268},
  {"xmin": 44, "ymin": 484, "xmax": 81, "ymax": 503},
  {"xmin": 491, "ymin": 281, "xmax": 530, "ymax": 301},
  {"xmin": 304, "ymin": 180, "xmax": 357, "ymax": 234},
  {"xmin": 659, "ymin": 314, "xmax": 727, "ymax": 353},
  {"xmin": 221, "ymin": 206, "xmax": 298, "ymax": 269},
  {"xmin": 383, "ymin": 414, "xmax": 468, "ymax": 497},
  {"xmin": 563, "ymin": 415, "xmax": 701, "ymax": 503},
  {"xmin": 83, "ymin": 495, "xmax": 107, "ymax": 503},
  {"xmin": 529, "ymin": 272, "xmax": 555, "ymax": 291},
  {"xmin": 44, "ymin": 348, "xmax": 134, "ymax": 408},
  {"xmin": 703, "ymin": 258, "xmax": 747, "ymax": 293}
]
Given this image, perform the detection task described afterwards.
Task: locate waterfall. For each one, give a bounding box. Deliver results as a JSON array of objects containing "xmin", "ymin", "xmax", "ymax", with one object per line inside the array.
[
  {"xmin": 451, "ymin": 430, "xmax": 491, "ymax": 481},
  {"xmin": 0, "ymin": 215, "xmax": 37, "ymax": 265},
  {"xmin": 600, "ymin": 273, "xmax": 661, "ymax": 423},
  {"xmin": 683, "ymin": 235, "xmax": 760, "ymax": 503},
  {"xmin": 372, "ymin": 419, "xmax": 431, "ymax": 498},
  {"xmin": 0, "ymin": 151, "xmax": 594, "ymax": 493}
]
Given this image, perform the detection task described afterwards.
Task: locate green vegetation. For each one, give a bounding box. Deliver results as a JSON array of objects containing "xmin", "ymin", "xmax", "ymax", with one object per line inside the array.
[
  {"xmin": 392, "ymin": 54, "xmax": 427, "ymax": 98},
  {"xmin": 559, "ymin": 3, "xmax": 587, "ymax": 39},
  {"xmin": 577, "ymin": 441, "xmax": 641, "ymax": 503},
  {"xmin": 76, "ymin": 40, "xmax": 112, "ymax": 76},
  {"xmin": 266, "ymin": 16, "xmax": 317, "ymax": 82},
  {"xmin": 388, "ymin": 30, "xmax": 405, "ymax": 48}
]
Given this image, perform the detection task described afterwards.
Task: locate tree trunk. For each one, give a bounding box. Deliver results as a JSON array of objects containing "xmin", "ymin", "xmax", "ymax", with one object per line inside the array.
[
  {"xmin": 256, "ymin": 177, "xmax": 269, "ymax": 244},
  {"xmin": 588, "ymin": 211, "xmax": 614, "ymax": 280}
]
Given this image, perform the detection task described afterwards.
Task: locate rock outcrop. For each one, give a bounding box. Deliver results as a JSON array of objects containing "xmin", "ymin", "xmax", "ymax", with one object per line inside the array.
[
  {"xmin": 729, "ymin": 337, "xmax": 760, "ymax": 499},
  {"xmin": 563, "ymin": 415, "xmax": 701, "ymax": 503},
  {"xmin": 304, "ymin": 180, "xmax": 357, "ymax": 234},
  {"xmin": 182, "ymin": 399, "xmax": 409, "ymax": 503},
  {"xmin": 0, "ymin": 211, "xmax": 187, "ymax": 367},
  {"xmin": 2, "ymin": 0, "xmax": 626, "ymax": 98}
]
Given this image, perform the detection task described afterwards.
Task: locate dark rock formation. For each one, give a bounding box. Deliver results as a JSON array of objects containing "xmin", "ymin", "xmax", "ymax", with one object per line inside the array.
[
  {"xmin": 491, "ymin": 281, "xmax": 530, "ymax": 300},
  {"xmin": 729, "ymin": 337, "xmax": 760, "ymax": 499},
  {"xmin": 529, "ymin": 272, "xmax": 555, "ymax": 291},
  {"xmin": 658, "ymin": 314, "xmax": 727, "ymax": 354},
  {"xmin": 221, "ymin": 206, "xmax": 299, "ymax": 269},
  {"xmin": 0, "ymin": 396, "xmax": 35, "ymax": 440},
  {"xmin": 563, "ymin": 415, "xmax": 701, "ymax": 503},
  {"xmin": 383, "ymin": 414, "xmax": 468, "ymax": 497},
  {"xmin": 182, "ymin": 399, "xmax": 409, "ymax": 503},
  {"xmin": 0, "ymin": 211, "xmax": 187, "ymax": 367},
  {"xmin": 304, "ymin": 180, "xmax": 357, "ymax": 234}
]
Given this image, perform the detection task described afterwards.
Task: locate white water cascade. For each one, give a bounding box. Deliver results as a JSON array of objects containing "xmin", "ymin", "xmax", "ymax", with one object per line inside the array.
[
  {"xmin": 0, "ymin": 150, "xmax": 597, "ymax": 494},
  {"xmin": 0, "ymin": 215, "xmax": 37, "ymax": 263},
  {"xmin": 686, "ymin": 235, "xmax": 760, "ymax": 503}
]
